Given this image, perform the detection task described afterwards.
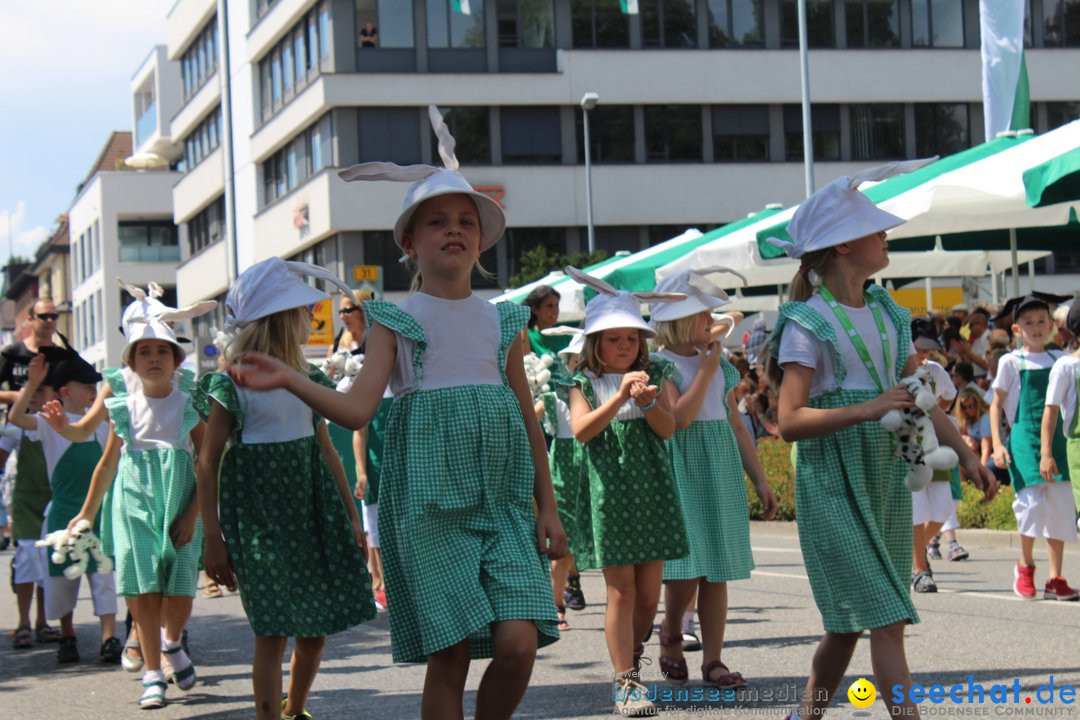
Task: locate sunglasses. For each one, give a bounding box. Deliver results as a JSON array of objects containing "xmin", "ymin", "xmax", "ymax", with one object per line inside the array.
[
  {"xmin": 338, "ymin": 307, "xmax": 360, "ymax": 315},
  {"xmin": 961, "ymin": 401, "xmax": 978, "ymax": 409},
  {"xmin": 34, "ymin": 313, "xmax": 59, "ymax": 321}
]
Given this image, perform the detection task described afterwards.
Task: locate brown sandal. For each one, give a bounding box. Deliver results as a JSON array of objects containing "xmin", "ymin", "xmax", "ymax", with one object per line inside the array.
[
  {"xmin": 702, "ymin": 659, "xmax": 747, "ymax": 688},
  {"xmin": 658, "ymin": 629, "xmax": 689, "ymax": 685},
  {"xmin": 35, "ymin": 624, "xmax": 61, "ymax": 643},
  {"xmin": 12, "ymin": 625, "xmax": 32, "ymax": 649},
  {"xmin": 556, "ymin": 606, "xmax": 569, "ymax": 631}
]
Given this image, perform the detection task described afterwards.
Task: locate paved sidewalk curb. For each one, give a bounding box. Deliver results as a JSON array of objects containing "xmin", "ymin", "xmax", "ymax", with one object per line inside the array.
[{"xmin": 752, "ymin": 520, "xmax": 1026, "ymax": 549}]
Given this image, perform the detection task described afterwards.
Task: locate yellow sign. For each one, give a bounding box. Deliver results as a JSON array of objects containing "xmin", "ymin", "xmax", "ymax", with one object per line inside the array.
[
  {"xmin": 888, "ymin": 287, "xmax": 964, "ymax": 317},
  {"xmin": 308, "ymin": 299, "xmax": 335, "ymax": 346},
  {"xmin": 353, "ymin": 265, "xmax": 380, "ymax": 283}
]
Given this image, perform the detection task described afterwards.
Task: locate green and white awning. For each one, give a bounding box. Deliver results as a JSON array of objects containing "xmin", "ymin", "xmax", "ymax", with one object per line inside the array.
[{"xmin": 1024, "ymin": 146, "xmax": 1080, "ymax": 208}]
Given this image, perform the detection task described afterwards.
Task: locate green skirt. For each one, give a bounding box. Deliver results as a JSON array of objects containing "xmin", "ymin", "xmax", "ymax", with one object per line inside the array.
[
  {"xmin": 796, "ymin": 389, "xmax": 918, "ymax": 633},
  {"xmin": 664, "ymin": 419, "xmax": 753, "ymax": 583},
  {"xmin": 219, "ymin": 435, "xmax": 375, "ymax": 637},
  {"xmin": 550, "ymin": 437, "xmax": 587, "ymax": 559}
]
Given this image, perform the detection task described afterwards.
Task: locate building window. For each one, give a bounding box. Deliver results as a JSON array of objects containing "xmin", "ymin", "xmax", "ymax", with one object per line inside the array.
[
  {"xmin": 355, "ymin": 0, "xmax": 415, "ymax": 48},
  {"xmin": 845, "ymin": 0, "xmax": 898, "ymax": 48},
  {"xmin": 707, "ymin": 0, "xmax": 763, "ymax": 47},
  {"xmin": 912, "ymin": 0, "xmax": 964, "ymax": 47},
  {"xmin": 263, "ymin": 114, "xmax": 334, "ymax": 205},
  {"xmin": 784, "ymin": 104, "xmax": 841, "ymax": 161},
  {"xmin": 915, "ymin": 103, "xmax": 970, "ymax": 157},
  {"xmin": 496, "ymin": 0, "xmax": 555, "ymax": 48},
  {"xmin": 645, "ymin": 106, "xmax": 703, "ymax": 163},
  {"xmin": 187, "ymin": 196, "xmax": 226, "ymax": 256},
  {"xmin": 183, "ymin": 107, "xmax": 222, "ymax": 171},
  {"xmin": 428, "ymin": 0, "xmax": 486, "ymax": 48},
  {"xmin": 431, "ymin": 107, "xmax": 491, "ymax": 165},
  {"xmin": 1045, "ymin": 101, "xmax": 1080, "ymax": 130},
  {"xmin": 850, "ymin": 104, "xmax": 905, "ymax": 160},
  {"xmin": 641, "ymin": 0, "xmax": 698, "ymax": 48},
  {"xmin": 572, "ymin": 0, "xmax": 631, "ymax": 48},
  {"xmin": 181, "ymin": 17, "xmax": 218, "ymax": 101},
  {"xmin": 358, "ymin": 108, "xmax": 421, "ymax": 164},
  {"xmin": 259, "ymin": 2, "xmax": 328, "ymax": 122},
  {"xmin": 712, "ymin": 105, "xmax": 769, "ymax": 162},
  {"xmin": 134, "ymin": 83, "xmax": 157, "ymax": 148},
  {"xmin": 577, "ymin": 105, "xmax": 635, "ymax": 163},
  {"xmin": 256, "ymin": 0, "xmax": 280, "ymax": 19},
  {"xmin": 501, "ymin": 107, "xmax": 562, "ymax": 164},
  {"xmin": 1044, "ymin": 0, "xmax": 1080, "ymax": 46},
  {"xmin": 781, "ymin": 0, "xmax": 835, "ymax": 47},
  {"xmin": 118, "ymin": 221, "xmax": 180, "ymax": 263}
]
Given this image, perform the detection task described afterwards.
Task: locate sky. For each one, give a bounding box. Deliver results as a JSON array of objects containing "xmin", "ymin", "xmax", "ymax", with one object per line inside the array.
[{"xmin": 0, "ymin": 0, "xmax": 171, "ymax": 266}]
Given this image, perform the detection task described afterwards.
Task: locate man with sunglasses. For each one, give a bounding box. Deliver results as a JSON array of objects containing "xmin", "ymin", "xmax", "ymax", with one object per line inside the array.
[{"xmin": 1, "ymin": 298, "xmax": 65, "ymax": 649}]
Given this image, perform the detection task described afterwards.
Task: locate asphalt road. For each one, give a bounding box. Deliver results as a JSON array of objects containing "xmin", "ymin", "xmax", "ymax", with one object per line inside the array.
[{"xmin": 4, "ymin": 522, "xmax": 1079, "ymax": 719}]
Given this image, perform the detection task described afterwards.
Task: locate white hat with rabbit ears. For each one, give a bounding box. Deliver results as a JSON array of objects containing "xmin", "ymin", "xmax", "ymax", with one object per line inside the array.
[
  {"xmin": 119, "ymin": 279, "xmax": 218, "ymax": 364},
  {"xmin": 766, "ymin": 158, "xmax": 936, "ymax": 260},
  {"xmin": 225, "ymin": 257, "xmax": 356, "ymax": 333},
  {"xmin": 338, "ymin": 106, "xmax": 506, "ymax": 253},
  {"xmin": 649, "ymin": 267, "xmax": 748, "ymax": 322},
  {"xmin": 542, "ymin": 325, "xmax": 586, "ymax": 358},
  {"xmin": 566, "ymin": 266, "xmax": 686, "ymax": 339}
]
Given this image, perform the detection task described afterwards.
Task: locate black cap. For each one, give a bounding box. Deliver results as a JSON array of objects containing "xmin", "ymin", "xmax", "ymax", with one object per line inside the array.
[
  {"xmin": 37, "ymin": 347, "xmax": 102, "ymax": 391},
  {"xmin": 1067, "ymin": 301, "xmax": 1080, "ymax": 336},
  {"xmin": 993, "ymin": 292, "xmax": 1072, "ymax": 323},
  {"xmin": 910, "ymin": 318, "xmax": 942, "ymax": 351}
]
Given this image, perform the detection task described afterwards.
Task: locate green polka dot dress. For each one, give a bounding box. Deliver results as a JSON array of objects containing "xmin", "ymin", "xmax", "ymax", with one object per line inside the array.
[
  {"xmin": 541, "ymin": 389, "xmax": 591, "ymax": 561},
  {"xmin": 573, "ymin": 360, "xmax": 689, "ymax": 570},
  {"xmin": 197, "ymin": 367, "xmax": 375, "ymax": 637},
  {"xmin": 101, "ymin": 368, "xmax": 202, "ymax": 597},
  {"xmin": 769, "ymin": 285, "xmax": 918, "ymax": 634},
  {"xmin": 363, "ymin": 297, "xmax": 558, "ymax": 664},
  {"xmin": 659, "ymin": 352, "xmax": 753, "ymax": 583}
]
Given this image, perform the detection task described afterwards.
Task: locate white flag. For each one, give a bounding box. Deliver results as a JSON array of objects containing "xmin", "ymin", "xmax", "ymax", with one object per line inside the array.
[{"xmin": 980, "ymin": 0, "xmax": 1030, "ymax": 138}]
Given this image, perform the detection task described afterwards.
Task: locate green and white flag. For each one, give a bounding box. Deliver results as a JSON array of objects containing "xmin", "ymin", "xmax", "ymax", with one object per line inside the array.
[
  {"xmin": 451, "ymin": 0, "xmax": 471, "ymax": 15},
  {"xmin": 980, "ymin": 0, "xmax": 1030, "ymax": 138},
  {"xmin": 619, "ymin": 0, "xmax": 639, "ymax": 14}
]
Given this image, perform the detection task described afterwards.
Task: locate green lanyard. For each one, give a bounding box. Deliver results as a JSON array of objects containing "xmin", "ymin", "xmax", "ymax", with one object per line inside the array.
[{"xmin": 819, "ymin": 286, "xmax": 892, "ymax": 393}]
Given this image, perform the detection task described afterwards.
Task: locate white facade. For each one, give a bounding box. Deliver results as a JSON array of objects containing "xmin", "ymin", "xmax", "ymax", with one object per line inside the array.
[{"xmin": 132, "ymin": 46, "xmax": 184, "ymax": 160}]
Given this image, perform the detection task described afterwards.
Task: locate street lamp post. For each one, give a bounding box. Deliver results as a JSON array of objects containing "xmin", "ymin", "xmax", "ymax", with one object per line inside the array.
[{"xmin": 581, "ymin": 92, "xmax": 599, "ymax": 254}]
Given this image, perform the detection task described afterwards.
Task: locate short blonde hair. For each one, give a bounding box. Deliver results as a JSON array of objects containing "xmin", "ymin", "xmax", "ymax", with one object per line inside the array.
[
  {"xmin": 226, "ymin": 306, "xmax": 310, "ymax": 372},
  {"xmin": 652, "ymin": 315, "xmax": 698, "ymax": 350},
  {"xmin": 579, "ymin": 329, "xmax": 650, "ymax": 378}
]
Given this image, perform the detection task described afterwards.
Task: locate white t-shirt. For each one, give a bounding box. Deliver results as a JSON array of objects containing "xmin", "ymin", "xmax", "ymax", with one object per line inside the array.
[
  {"xmin": 657, "ymin": 348, "xmax": 729, "ymax": 422},
  {"xmin": 543, "ymin": 393, "xmax": 574, "ymax": 440},
  {"xmin": 778, "ymin": 293, "xmax": 914, "ymax": 397},
  {"xmin": 30, "ymin": 412, "xmax": 109, "ymax": 480},
  {"xmin": 1046, "ymin": 354, "xmax": 1080, "ymax": 437},
  {"xmin": 991, "ymin": 349, "xmax": 1064, "ymax": 426},
  {"xmin": 236, "ymin": 386, "xmax": 316, "ymax": 444},
  {"xmin": 391, "ymin": 292, "xmax": 502, "ymax": 395},
  {"xmin": 126, "ymin": 384, "xmax": 190, "ymax": 453}
]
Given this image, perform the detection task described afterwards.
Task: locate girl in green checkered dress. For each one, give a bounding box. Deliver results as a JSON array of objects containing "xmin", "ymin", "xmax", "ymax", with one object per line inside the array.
[
  {"xmin": 199, "ymin": 258, "xmax": 375, "ymax": 720},
  {"xmin": 228, "ymin": 117, "xmax": 566, "ymax": 719},
  {"xmin": 764, "ymin": 165, "xmax": 997, "ymax": 720},
  {"xmin": 650, "ymin": 269, "xmax": 778, "ymax": 689}
]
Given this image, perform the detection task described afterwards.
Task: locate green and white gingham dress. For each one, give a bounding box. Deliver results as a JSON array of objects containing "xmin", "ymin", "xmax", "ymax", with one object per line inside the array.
[
  {"xmin": 541, "ymin": 388, "xmax": 591, "ymax": 561},
  {"xmin": 102, "ymin": 368, "xmax": 202, "ymax": 597},
  {"xmin": 573, "ymin": 360, "xmax": 689, "ymax": 570},
  {"xmin": 660, "ymin": 352, "xmax": 753, "ymax": 583},
  {"xmin": 363, "ymin": 298, "xmax": 558, "ymax": 664},
  {"xmin": 197, "ymin": 368, "xmax": 375, "ymax": 637},
  {"xmin": 769, "ymin": 286, "xmax": 918, "ymax": 633}
]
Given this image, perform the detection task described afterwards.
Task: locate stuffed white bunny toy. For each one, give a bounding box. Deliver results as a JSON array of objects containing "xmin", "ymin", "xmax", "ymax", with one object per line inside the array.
[
  {"xmin": 880, "ymin": 366, "xmax": 959, "ymax": 492},
  {"xmin": 522, "ymin": 352, "xmax": 555, "ymax": 398},
  {"xmin": 37, "ymin": 519, "xmax": 113, "ymax": 580}
]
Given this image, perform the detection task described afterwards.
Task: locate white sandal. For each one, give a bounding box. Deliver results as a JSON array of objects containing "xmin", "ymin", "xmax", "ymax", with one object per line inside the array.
[
  {"xmin": 139, "ymin": 675, "xmax": 168, "ymax": 709},
  {"xmin": 122, "ymin": 637, "xmax": 144, "ymax": 673}
]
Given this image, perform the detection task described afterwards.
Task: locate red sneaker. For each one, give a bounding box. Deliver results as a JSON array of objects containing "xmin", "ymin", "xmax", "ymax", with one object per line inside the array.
[
  {"xmin": 1014, "ymin": 564, "xmax": 1037, "ymax": 599},
  {"xmin": 1043, "ymin": 576, "xmax": 1080, "ymax": 601},
  {"xmin": 374, "ymin": 587, "xmax": 388, "ymax": 610}
]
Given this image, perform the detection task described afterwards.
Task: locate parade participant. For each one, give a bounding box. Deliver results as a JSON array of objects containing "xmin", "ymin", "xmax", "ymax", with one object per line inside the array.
[
  {"xmin": 1043, "ymin": 300, "xmax": 1080, "ymax": 525},
  {"xmin": 651, "ymin": 268, "xmax": 778, "ymax": 688},
  {"xmin": 198, "ymin": 258, "xmax": 375, "ymax": 720},
  {"xmin": 228, "ymin": 106, "xmax": 565, "ymax": 720},
  {"xmin": 521, "ymin": 285, "xmax": 570, "ymax": 359},
  {"xmin": 8, "ymin": 349, "xmax": 118, "ymax": 665},
  {"xmin": 991, "ymin": 294, "xmax": 1078, "ymax": 600},
  {"xmin": 764, "ymin": 161, "xmax": 996, "ymax": 720},
  {"xmin": 564, "ymin": 266, "xmax": 688, "ymax": 716}
]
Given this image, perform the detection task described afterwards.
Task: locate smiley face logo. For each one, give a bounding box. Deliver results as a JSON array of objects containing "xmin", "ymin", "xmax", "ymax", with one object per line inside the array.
[{"xmin": 847, "ymin": 678, "xmax": 876, "ymax": 708}]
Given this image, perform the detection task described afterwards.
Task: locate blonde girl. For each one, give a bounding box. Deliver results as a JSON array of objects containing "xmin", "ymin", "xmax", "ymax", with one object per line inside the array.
[
  {"xmin": 650, "ymin": 269, "xmax": 778, "ymax": 688},
  {"xmin": 227, "ymin": 107, "xmax": 565, "ymax": 720},
  {"xmin": 764, "ymin": 164, "xmax": 996, "ymax": 720},
  {"xmin": 198, "ymin": 258, "xmax": 374, "ymax": 720}
]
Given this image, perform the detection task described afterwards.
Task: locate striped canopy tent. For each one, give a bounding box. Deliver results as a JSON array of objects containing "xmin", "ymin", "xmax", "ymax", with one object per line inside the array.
[{"xmin": 1024, "ymin": 145, "xmax": 1080, "ymax": 208}]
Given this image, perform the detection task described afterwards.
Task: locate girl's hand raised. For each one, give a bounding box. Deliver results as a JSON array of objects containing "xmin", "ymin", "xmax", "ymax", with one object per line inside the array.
[
  {"xmin": 861, "ymin": 384, "xmax": 915, "ymax": 422},
  {"xmin": 39, "ymin": 400, "xmax": 70, "ymax": 432},
  {"xmin": 630, "ymin": 381, "xmax": 659, "ymax": 407},
  {"xmin": 27, "ymin": 354, "xmax": 48, "ymax": 386},
  {"xmin": 618, "ymin": 371, "xmax": 649, "ymax": 400},
  {"xmin": 228, "ymin": 352, "xmax": 295, "ymax": 390},
  {"xmin": 699, "ymin": 341, "xmax": 722, "ymax": 373}
]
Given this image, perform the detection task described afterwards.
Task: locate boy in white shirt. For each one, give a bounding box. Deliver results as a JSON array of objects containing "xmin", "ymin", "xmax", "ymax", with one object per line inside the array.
[{"xmin": 1042, "ymin": 301, "xmax": 1080, "ymax": 534}]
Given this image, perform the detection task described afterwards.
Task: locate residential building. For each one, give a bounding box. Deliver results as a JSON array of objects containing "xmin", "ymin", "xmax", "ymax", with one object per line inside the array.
[
  {"xmin": 0, "ymin": 262, "xmax": 38, "ymax": 345},
  {"xmin": 29, "ymin": 215, "xmax": 73, "ymax": 341},
  {"xmin": 162, "ymin": 0, "xmax": 1080, "ymax": 317}
]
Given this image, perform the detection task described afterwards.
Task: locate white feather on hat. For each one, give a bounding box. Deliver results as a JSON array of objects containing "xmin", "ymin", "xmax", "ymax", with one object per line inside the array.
[{"xmin": 541, "ymin": 325, "xmax": 586, "ymax": 357}]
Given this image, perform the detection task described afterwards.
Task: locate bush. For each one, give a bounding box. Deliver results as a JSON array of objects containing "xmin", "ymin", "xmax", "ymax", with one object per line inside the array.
[{"xmin": 956, "ymin": 481, "xmax": 1017, "ymax": 531}]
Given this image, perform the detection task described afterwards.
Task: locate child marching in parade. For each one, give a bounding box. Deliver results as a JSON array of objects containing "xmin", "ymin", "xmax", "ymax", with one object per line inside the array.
[
  {"xmin": 650, "ymin": 268, "xmax": 778, "ymax": 688},
  {"xmin": 1043, "ymin": 300, "xmax": 1080, "ymax": 538},
  {"xmin": 564, "ymin": 267, "xmax": 689, "ymax": 716},
  {"xmin": 226, "ymin": 106, "xmax": 565, "ymax": 720},
  {"xmin": 198, "ymin": 258, "xmax": 375, "ymax": 720},
  {"xmin": 765, "ymin": 162, "xmax": 996, "ymax": 719}
]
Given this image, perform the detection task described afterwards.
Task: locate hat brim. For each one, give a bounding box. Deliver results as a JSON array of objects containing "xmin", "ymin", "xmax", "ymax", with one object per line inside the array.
[
  {"xmin": 806, "ymin": 204, "xmax": 906, "ymax": 256},
  {"xmin": 650, "ymin": 295, "xmax": 728, "ymax": 323},
  {"xmin": 394, "ymin": 187, "xmax": 506, "ymax": 253},
  {"xmin": 122, "ymin": 323, "xmax": 188, "ymax": 365},
  {"xmin": 585, "ymin": 313, "xmax": 657, "ymax": 338}
]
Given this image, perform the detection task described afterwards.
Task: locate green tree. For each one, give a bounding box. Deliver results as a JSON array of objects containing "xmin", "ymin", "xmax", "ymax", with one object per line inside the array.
[{"xmin": 508, "ymin": 245, "xmax": 608, "ymax": 289}]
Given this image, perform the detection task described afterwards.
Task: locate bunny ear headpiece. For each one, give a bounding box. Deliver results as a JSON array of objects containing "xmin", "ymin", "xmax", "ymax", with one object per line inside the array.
[
  {"xmin": 767, "ymin": 157, "xmax": 937, "ymax": 260},
  {"xmin": 541, "ymin": 325, "xmax": 586, "ymax": 358},
  {"xmin": 225, "ymin": 257, "xmax": 355, "ymax": 334},
  {"xmin": 338, "ymin": 105, "xmax": 506, "ymax": 253},
  {"xmin": 650, "ymin": 266, "xmax": 748, "ymax": 322},
  {"xmin": 119, "ymin": 278, "xmax": 219, "ymax": 364},
  {"xmin": 565, "ymin": 266, "xmax": 686, "ymax": 338}
]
